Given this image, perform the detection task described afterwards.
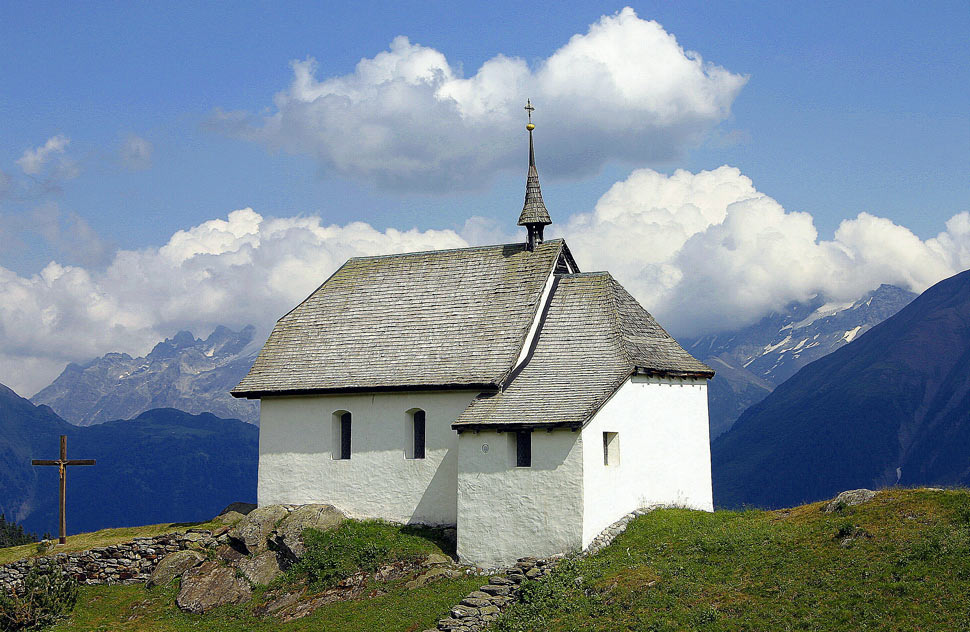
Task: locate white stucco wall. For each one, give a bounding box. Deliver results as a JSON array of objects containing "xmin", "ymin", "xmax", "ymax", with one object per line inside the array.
[
  {"xmin": 581, "ymin": 376, "xmax": 712, "ymax": 547},
  {"xmin": 257, "ymin": 390, "xmax": 479, "ymax": 525},
  {"xmin": 456, "ymin": 428, "xmax": 584, "ymax": 568}
]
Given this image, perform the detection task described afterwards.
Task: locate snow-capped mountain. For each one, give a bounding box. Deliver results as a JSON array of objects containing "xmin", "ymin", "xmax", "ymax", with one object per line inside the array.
[
  {"xmin": 31, "ymin": 325, "xmax": 261, "ymax": 425},
  {"xmin": 684, "ymin": 284, "xmax": 916, "ymax": 439},
  {"xmin": 713, "ymin": 270, "xmax": 970, "ymax": 509}
]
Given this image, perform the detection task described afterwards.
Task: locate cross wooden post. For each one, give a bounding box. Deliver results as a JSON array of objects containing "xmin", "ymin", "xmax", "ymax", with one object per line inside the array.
[{"xmin": 31, "ymin": 435, "xmax": 95, "ymax": 545}]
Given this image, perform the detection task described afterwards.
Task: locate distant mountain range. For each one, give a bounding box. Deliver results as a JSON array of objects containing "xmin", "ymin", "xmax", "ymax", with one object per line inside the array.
[
  {"xmin": 0, "ymin": 382, "xmax": 257, "ymax": 536},
  {"xmin": 712, "ymin": 269, "xmax": 970, "ymax": 509},
  {"xmin": 32, "ymin": 325, "xmax": 261, "ymax": 425},
  {"xmin": 684, "ymin": 284, "xmax": 916, "ymax": 438},
  {"xmin": 27, "ymin": 288, "xmax": 914, "ymax": 438}
]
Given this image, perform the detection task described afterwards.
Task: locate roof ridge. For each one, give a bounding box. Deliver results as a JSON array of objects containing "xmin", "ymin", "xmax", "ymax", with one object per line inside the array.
[
  {"xmin": 603, "ymin": 274, "xmax": 637, "ymax": 370},
  {"xmin": 347, "ymin": 238, "xmax": 565, "ymax": 263},
  {"xmin": 558, "ymin": 271, "xmax": 611, "ymax": 279},
  {"xmin": 493, "ymin": 240, "xmax": 566, "ymax": 387}
]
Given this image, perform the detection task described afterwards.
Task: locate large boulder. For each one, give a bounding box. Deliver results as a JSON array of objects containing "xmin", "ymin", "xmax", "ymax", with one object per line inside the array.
[
  {"xmin": 275, "ymin": 504, "xmax": 345, "ymax": 559},
  {"xmin": 230, "ymin": 505, "xmax": 289, "ymax": 554},
  {"xmin": 215, "ymin": 510, "xmax": 246, "ymax": 526},
  {"xmin": 823, "ymin": 489, "xmax": 878, "ymax": 513},
  {"xmin": 219, "ymin": 502, "xmax": 257, "ymax": 516},
  {"xmin": 147, "ymin": 550, "xmax": 205, "ymax": 588},
  {"xmin": 176, "ymin": 561, "xmax": 253, "ymax": 614},
  {"xmin": 238, "ymin": 550, "xmax": 283, "ymax": 586}
]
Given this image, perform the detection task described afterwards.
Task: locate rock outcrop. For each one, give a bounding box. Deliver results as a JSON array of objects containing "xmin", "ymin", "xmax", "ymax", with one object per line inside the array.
[
  {"xmin": 230, "ymin": 505, "xmax": 289, "ymax": 554},
  {"xmin": 146, "ymin": 550, "xmax": 205, "ymax": 588},
  {"xmin": 176, "ymin": 561, "xmax": 253, "ymax": 614},
  {"xmin": 823, "ymin": 489, "xmax": 878, "ymax": 513},
  {"xmin": 275, "ymin": 504, "xmax": 345, "ymax": 559},
  {"xmin": 238, "ymin": 550, "xmax": 283, "ymax": 586}
]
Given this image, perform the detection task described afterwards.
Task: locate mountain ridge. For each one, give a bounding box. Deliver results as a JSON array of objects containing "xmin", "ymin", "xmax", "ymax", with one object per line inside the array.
[
  {"xmin": 684, "ymin": 284, "xmax": 916, "ymax": 438},
  {"xmin": 31, "ymin": 325, "xmax": 260, "ymax": 425},
  {"xmin": 0, "ymin": 382, "xmax": 257, "ymax": 536},
  {"xmin": 712, "ymin": 269, "xmax": 970, "ymax": 509}
]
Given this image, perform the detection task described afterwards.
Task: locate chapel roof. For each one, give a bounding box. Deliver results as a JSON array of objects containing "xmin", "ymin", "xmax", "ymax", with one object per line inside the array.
[
  {"xmin": 453, "ymin": 272, "xmax": 714, "ymax": 430},
  {"xmin": 231, "ymin": 239, "xmax": 576, "ymax": 398}
]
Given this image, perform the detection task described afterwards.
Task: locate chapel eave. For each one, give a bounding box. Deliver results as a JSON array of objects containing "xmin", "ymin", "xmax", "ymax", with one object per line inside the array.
[{"xmin": 230, "ymin": 382, "xmax": 501, "ymax": 400}]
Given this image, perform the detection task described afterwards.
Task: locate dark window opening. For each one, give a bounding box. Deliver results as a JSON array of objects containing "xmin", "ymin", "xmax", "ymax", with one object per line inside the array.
[
  {"xmin": 516, "ymin": 430, "xmax": 531, "ymax": 467},
  {"xmin": 413, "ymin": 410, "xmax": 426, "ymax": 459},
  {"xmin": 339, "ymin": 412, "xmax": 352, "ymax": 460},
  {"xmin": 603, "ymin": 431, "xmax": 619, "ymax": 466}
]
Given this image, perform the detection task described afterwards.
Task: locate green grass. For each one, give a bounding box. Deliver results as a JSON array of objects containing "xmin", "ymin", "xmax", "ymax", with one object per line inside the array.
[
  {"xmin": 288, "ymin": 519, "xmax": 450, "ymax": 589},
  {"xmin": 46, "ymin": 519, "xmax": 478, "ymax": 631},
  {"xmin": 495, "ymin": 488, "xmax": 970, "ymax": 631},
  {"xmin": 0, "ymin": 520, "xmax": 223, "ymax": 565},
  {"xmin": 47, "ymin": 577, "xmax": 482, "ymax": 632}
]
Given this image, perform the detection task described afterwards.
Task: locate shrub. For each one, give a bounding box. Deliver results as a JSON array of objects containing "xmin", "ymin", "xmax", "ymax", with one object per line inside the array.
[
  {"xmin": 0, "ymin": 565, "xmax": 78, "ymax": 631},
  {"xmin": 287, "ymin": 519, "xmax": 437, "ymax": 590}
]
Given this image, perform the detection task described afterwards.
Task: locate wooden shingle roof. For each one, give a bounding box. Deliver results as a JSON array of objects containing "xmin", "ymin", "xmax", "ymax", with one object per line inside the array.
[
  {"xmin": 453, "ymin": 272, "xmax": 713, "ymax": 430},
  {"xmin": 232, "ymin": 239, "xmax": 574, "ymax": 397}
]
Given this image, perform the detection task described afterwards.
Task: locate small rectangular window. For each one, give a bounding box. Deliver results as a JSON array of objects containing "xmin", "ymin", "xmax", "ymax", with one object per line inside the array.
[
  {"xmin": 603, "ymin": 431, "xmax": 619, "ymax": 466},
  {"xmin": 339, "ymin": 412, "xmax": 352, "ymax": 460},
  {"xmin": 516, "ymin": 430, "xmax": 531, "ymax": 468},
  {"xmin": 413, "ymin": 410, "xmax": 426, "ymax": 460}
]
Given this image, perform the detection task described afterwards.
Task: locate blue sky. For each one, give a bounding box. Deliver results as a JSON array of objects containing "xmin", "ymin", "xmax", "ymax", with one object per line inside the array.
[{"xmin": 0, "ymin": 1, "xmax": 968, "ymax": 394}]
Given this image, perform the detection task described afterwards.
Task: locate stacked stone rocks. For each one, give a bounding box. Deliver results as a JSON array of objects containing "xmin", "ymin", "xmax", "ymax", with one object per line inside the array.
[
  {"xmin": 429, "ymin": 556, "xmax": 561, "ymax": 632},
  {"xmin": 585, "ymin": 506, "xmax": 659, "ymax": 556},
  {"xmin": 0, "ymin": 529, "xmax": 215, "ymax": 594},
  {"xmin": 429, "ymin": 506, "xmax": 660, "ymax": 631}
]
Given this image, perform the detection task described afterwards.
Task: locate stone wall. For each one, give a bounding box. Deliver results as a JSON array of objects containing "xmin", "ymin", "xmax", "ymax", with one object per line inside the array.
[
  {"xmin": 430, "ymin": 506, "xmax": 660, "ymax": 631},
  {"xmin": 0, "ymin": 529, "xmax": 215, "ymax": 594}
]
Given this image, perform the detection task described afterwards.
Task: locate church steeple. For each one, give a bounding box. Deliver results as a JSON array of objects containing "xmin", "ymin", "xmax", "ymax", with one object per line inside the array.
[{"xmin": 518, "ymin": 99, "xmax": 552, "ymax": 251}]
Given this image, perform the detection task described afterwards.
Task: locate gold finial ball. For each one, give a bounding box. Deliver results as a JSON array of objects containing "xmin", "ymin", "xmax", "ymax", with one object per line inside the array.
[{"xmin": 526, "ymin": 123, "xmax": 535, "ymax": 131}]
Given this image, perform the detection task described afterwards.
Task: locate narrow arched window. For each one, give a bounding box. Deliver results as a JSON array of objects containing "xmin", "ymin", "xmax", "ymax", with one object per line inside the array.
[
  {"xmin": 413, "ymin": 410, "xmax": 426, "ymax": 459},
  {"xmin": 515, "ymin": 430, "xmax": 531, "ymax": 468},
  {"xmin": 332, "ymin": 411, "xmax": 351, "ymax": 460},
  {"xmin": 405, "ymin": 408, "xmax": 426, "ymax": 459}
]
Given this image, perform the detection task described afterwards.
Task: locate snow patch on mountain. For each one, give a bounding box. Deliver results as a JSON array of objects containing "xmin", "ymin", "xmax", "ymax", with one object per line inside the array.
[
  {"xmin": 685, "ymin": 284, "xmax": 917, "ymax": 439},
  {"xmin": 31, "ymin": 325, "xmax": 260, "ymax": 425}
]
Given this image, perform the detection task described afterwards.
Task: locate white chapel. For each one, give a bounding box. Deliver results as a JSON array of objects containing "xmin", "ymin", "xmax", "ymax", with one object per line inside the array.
[{"xmin": 232, "ymin": 104, "xmax": 715, "ymax": 568}]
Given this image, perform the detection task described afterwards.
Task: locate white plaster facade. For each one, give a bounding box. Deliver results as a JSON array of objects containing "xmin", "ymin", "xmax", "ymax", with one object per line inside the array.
[
  {"xmin": 456, "ymin": 428, "xmax": 584, "ymax": 568},
  {"xmin": 580, "ymin": 375, "xmax": 713, "ymax": 546},
  {"xmin": 255, "ymin": 375, "xmax": 712, "ymax": 568},
  {"xmin": 257, "ymin": 390, "xmax": 479, "ymax": 525}
]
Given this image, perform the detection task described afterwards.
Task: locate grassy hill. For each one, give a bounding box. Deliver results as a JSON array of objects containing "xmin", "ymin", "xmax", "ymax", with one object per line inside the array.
[
  {"xmin": 495, "ymin": 488, "xmax": 970, "ymax": 631},
  {"xmin": 21, "ymin": 488, "xmax": 970, "ymax": 630}
]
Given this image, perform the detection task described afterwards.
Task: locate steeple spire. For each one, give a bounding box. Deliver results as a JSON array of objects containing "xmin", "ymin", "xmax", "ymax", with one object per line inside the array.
[{"xmin": 518, "ymin": 99, "xmax": 551, "ymax": 251}]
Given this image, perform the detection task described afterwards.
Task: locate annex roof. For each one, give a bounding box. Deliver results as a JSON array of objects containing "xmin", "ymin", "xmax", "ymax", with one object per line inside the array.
[
  {"xmin": 453, "ymin": 272, "xmax": 714, "ymax": 430},
  {"xmin": 232, "ymin": 239, "xmax": 576, "ymax": 398}
]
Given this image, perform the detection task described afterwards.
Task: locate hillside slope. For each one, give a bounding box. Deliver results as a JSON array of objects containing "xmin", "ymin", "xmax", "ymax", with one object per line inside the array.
[
  {"xmin": 495, "ymin": 488, "xmax": 970, "ymax": 631},
  {"xmin": 712, "ymin": 269, "xmax": 970, "ymax": 509},
  {"xmin": 0, "ymin": 384, "xmax": 257, "ymax": 536}
]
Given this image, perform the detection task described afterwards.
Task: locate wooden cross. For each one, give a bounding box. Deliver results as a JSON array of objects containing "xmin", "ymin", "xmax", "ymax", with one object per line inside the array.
[
  {"xmin": 524, "ymin": 98, "xmax": 535, "ymax": 123},
  {"xmin": 31, "ymin": 435, "xmax": 95, "ymax": 545}
]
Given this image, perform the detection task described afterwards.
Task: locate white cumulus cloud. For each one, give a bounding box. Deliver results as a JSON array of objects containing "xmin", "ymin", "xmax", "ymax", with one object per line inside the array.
[
  {"xmin": 559, "ymin": 165, "xmax": 970, "ymax": 336},
  {"xmin": 2, "ymin": 167, "xmax": 966, "ymax": 398},
  {"xmin": 0, "ymin": 208, "xmax": 470, "ymax": 396},
  {"xmin": 216, "ymin": 7, "xmax": 746, "ymax": 191}
]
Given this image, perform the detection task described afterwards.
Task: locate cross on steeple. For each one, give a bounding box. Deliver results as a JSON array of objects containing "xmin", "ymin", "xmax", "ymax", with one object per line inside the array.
[
  {"xmin": 31, "ymin": 435, "xmax": 95, "ymax": 545},
  {"xmin": 518, "ymin": 99, "xmax": 551, "ymax": 251}
]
